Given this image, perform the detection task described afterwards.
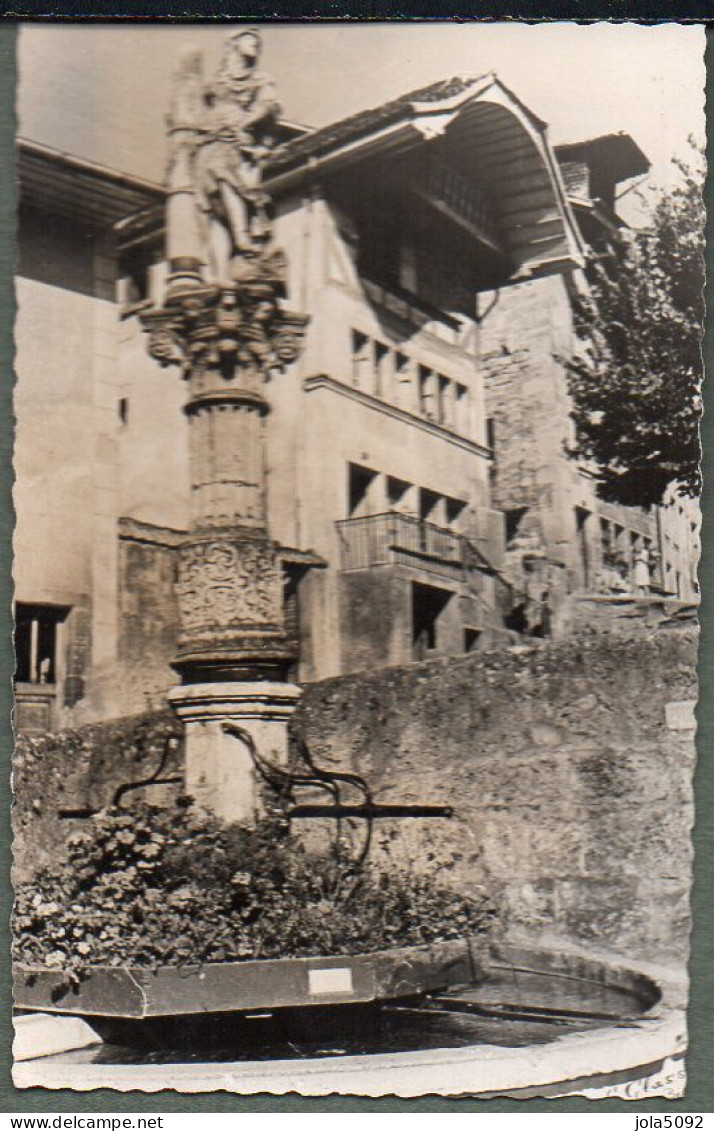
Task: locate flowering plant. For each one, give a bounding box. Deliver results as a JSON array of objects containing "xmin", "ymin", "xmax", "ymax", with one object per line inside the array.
[{"xmin": 13, "ymin": 800, "xmax": 496, "ymax": 972}]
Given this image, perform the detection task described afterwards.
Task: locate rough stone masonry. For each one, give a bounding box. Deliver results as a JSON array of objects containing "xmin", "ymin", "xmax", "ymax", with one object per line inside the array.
[
  {"xmin": 14, "ymin": 620, "xmax": 696, "ymax": 968},
  {"xmin": 293, "ymin": 621, "xmax": 697, "ymax": 967}
]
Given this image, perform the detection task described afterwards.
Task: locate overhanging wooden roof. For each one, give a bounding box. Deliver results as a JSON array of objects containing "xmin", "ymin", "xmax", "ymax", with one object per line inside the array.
[
  {"xmin": 17, "ymin": 138, "xmax": 165, "ymax": 229},
  {"xmin": 555, "ymin": 133, "xmax": 650, "ymax": 185},
  {"xmin": 265, "ymin": 74, "xmax": 585, "ymax": 280}
]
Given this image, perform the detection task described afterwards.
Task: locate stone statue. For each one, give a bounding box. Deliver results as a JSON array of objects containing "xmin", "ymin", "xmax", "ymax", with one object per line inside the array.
[
  {"xmin": 176, "ymin": 28, "xmax": 281, "ymax": 281},
  {"xmin": 148, "ymin": 28, "xmax": 306, "ymax": 382}
]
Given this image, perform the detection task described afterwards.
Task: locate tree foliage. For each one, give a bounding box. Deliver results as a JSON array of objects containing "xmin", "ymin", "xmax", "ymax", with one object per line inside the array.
[{"xmin": 566, "ymin": 152, "xmax": 704, "ymax": 508}]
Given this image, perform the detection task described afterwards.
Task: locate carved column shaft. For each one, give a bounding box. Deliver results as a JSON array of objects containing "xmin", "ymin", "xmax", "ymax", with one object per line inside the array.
[
  {"xmin": 144, "ymin": 273, "xmax": 307, "ymax": 686},
  {"xmin": 186, "ymin": 361, "xmax": 267, "ymax": 531}
]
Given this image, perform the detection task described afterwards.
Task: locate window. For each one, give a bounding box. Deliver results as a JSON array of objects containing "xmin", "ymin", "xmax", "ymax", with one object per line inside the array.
[
  {"xmin": 446, "ymin": 497, "xmax": 466, "ymax": 529},
  {"xmin": 373, "ymin": 341, "xmax": 390, "ymax": 397},
  {"xmin": 394, "ymin": 351, "xmax": 412, "ymax": 408},
  {"xmin": 117, "ymin": 239, "xmax": 162, "ymax": 307},
  {"xmin": 14, "ymin": 604, "xmax": 69, "ymax": 685},
  {"xmin": 419, "ymin": 488, "xmax": 443, "ymax": 525},
  {"xmin": 348, "ymin": 463, "xmax": 378, "ymax": 518},
  {"xmin": 395, "ymin": 352, "xmax": 410, "ymax": 382},
  {"xmin": 418, "ymin": 366, "xmax": 436, "ymax": 419},
  {"xmin": 356, "ymin": 204, "xmax": 402, "ymax": 289},
  {"xmin": 282, "ymin": 565, "xmax": 304, "ymax": 684},
  {"xmin": 506, "ymin": 507, "xmax": 529, "ymax": 548},
  {"xmin": 387, "ymin": 475, "xmax": 412, "ymax": 513},
  {"xmin": 411, "ymin": 582, "xmax": 452, "ymax": 659},
  {"xmin": 351, "ymin": 330, "xmax": 370, "ymax": 389},
  {"xmin": 438, "ymin": 375, "xmax": 454, "ymax": 428},
  {"xmin": 576, "ymin": 508, "xmax": 591, "ymax": 587},
  {"xmin": 464, "ymin": 628, "xmax": 482, "ymax": 653},
  {"xmin": 455, "ymin": 384, "xmax": 470, "ymax": 433}
]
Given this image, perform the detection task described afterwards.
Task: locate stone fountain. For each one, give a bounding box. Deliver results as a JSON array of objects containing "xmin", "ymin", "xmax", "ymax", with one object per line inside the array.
[{"xmin": 140, "ymin": 29, "xmax": 308, "ymax": 824}]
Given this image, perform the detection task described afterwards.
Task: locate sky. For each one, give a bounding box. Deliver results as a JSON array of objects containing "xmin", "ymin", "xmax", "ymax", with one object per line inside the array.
[{"xmin": 16, "ymin": 22, "xmax": 705, "ymax": 226}]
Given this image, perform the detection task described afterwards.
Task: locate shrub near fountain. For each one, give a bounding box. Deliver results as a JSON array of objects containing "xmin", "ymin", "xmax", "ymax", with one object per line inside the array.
[{"xmin": 13, "ymin": 801, "xmax": 497, "ymax": 1017}]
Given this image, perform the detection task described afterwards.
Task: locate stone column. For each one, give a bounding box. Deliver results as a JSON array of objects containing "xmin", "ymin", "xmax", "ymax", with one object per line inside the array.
[
  {"xmin": 141, "ymin": 32, "xmax": 308, "ymax": 825},
  {"xmin": 143, "ymin": 269, "xmax": 307, "ymax": 825}
]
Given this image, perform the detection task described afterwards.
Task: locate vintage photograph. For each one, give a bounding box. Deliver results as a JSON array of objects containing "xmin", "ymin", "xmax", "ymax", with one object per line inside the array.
[{"xmin": 10, "ymin": 22, "xmax": 703, "ymax": 1098}]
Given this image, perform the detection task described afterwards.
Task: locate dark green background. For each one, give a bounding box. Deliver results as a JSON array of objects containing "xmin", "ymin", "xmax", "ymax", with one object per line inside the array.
[{"xmin": 0, "ymin": 17, "xmax": 711, "ymax": 1112}]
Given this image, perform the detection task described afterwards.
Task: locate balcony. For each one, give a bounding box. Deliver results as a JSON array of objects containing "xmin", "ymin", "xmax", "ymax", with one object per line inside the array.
[{"xmin": 336, "ymin": 512, "xmax": 491, "ymax": 581}]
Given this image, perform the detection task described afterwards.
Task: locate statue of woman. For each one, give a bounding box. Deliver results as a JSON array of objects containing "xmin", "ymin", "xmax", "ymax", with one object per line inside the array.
[{"xmin": 193, "ymin": 29, "xmax": 281, "ymax": 279}]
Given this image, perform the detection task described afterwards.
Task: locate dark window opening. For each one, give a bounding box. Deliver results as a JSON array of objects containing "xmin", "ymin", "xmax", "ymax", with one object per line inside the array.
[
  {"xmin": 374, "ymin": 341, "xmax": 389, "ymax": 397},
  {"xmin": 412, "ymin": 582, "xmax": 452, "ymax": 659},
  {"xmin": 118, "ymin": 397, "xmax": 129, "ymax": 426},
  {"xmin": 455, "ymin": 383, "xmax": 469, "ymax": 433},
  {"xmin": 351, "ymin": 330, "xmax": 370, "ymax": 388},
  {"xmin": 14, "ymin": 603, "xmax": 70, "ymax": 685},
  {"xmin": 464, "ymin": 628, "xmax": 482, "ymax": 653},
  {"xmin": 118, "ymin": 241, "xmax": 160, "ymax": 306},
  {"xmin": 438, "ymin": 375, "xmax": 453, "ymax": 427},
  {"xmin": 387, "ymin": 475, "xmax": 411, "ymax": 510},
  {"xmin": 505, "ymin": 507, "xmax": 529, "ymax": 547},
  {"xmin": 487, "ymin": 417, "xmax": 496, "ymax": 485},
  {"xmin": 576, "ymin": 507, "xmax": 591, "ymax": 587},
  {"xmin": 614, "ymin": 524, "xmax": 624, "ymax": 549},
  {"xmin": 283, "ymin": 569, "xmax": 300, "ymax": 639},
  {"xmin": 348, "ymin": 462, "xmax": 378, "ymax": 518},
  {"xmin": 356, "ymin": 203, "xmax": 403, "ymax": 291},
  {"xmin": 398, "ymin": 240, "xmax": 418, "ymax": 293},
  {"xmin": 600, "ymin": 517, "xmax": 613, "ymax": 557},
  {"xmin": 419, "ymin": 488, "xmax": 441, "ymax": 524},
  {"xmin": 418, "ymin": 366, "xmax": 434, "ymax": 418},
  {"xmin": 395, "ymin": 352, "xmax": 410, "ymax": 381},
  {"xmin": 446, "ymin": 497, "xmax": 466, "ymax": 529}
]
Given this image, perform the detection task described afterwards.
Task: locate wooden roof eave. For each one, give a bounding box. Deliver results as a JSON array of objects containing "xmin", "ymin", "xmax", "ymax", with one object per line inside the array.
[
  {"xmin": 17, "ymin": 138, "xmax": 165, "ymax": 229},
  {"xmin": 264, "ymin": 77, "xmax": 586, "ymax": 279},
  {"xmin": 263, "ymin": 119, "xmax": 422, "ymax": 196},
  {"xmin": 483, "ymin": 96, "xmax": 585, "ymax": 276},
  {"xmin": 438, "ymin": 81, "xmax": 586, "ymax": 277}
]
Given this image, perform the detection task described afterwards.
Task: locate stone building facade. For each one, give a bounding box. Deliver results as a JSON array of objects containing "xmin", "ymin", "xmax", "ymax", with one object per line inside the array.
[
  {"xmin": 13, "ymin": 76, "xmax": 699, "ymax": 731},
  {"xmin": 479, "ymin": 134, "xmax": 701, "ymax": 616}
]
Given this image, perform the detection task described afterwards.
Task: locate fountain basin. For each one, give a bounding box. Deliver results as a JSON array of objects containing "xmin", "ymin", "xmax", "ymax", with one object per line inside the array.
[
  {"xmin": 13, "ymin": 936, "xmax": 485, "ymax": 1019},
  {"xmin": 13, "ymin": 943, "xmax": 687, "ymax": 1098}
]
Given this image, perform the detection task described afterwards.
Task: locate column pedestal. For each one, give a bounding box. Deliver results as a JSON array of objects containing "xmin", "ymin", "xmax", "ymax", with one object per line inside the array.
[{"xmin": 167, "ymin": 681, "xmax": 301, "ymax": 824}]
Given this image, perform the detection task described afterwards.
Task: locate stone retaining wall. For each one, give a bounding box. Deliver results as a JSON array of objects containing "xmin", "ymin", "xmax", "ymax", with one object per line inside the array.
[
  {"xmin": 14, "ymin": 625, "xmax": 697, "ymax": 967},
  {"xmin": 293, "ymin": 625, "xmax": 697, "ymax": 966}
]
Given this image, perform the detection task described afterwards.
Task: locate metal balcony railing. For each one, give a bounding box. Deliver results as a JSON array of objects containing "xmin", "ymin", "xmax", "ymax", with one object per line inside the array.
[
  {"xmin": 336, "ymin": 512, "xmax": 518, "ymax": 626},
  {"xmin": 336, "ymin": 512, "xmax": 480, "ymax": 572}
]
